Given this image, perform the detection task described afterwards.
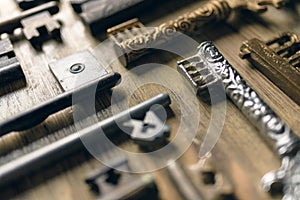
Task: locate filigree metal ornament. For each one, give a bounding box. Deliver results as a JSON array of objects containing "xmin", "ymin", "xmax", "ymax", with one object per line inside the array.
[
  {"xmin": 108, "ymin": 0, "xmax": 289, "ymax": 66},
  {"xmin": 178, "ymin": 41, "xmax": 300, "ymax": 199}
]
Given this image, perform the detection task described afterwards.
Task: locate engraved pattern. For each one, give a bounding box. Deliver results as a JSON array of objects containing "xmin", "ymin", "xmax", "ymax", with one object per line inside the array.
[
  {"xmin": 197, "ymin": 42, "xmax": 300, "ymax": 199},
  {"xmin": 118, "ymin": 0, "xmax": 231, "ymax": 64},
  {"xmin": 197, "ymin": 42, "xmax": 300, "ymax": 156}
]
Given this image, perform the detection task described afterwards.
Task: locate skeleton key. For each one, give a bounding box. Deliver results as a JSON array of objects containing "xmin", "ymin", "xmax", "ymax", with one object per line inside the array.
[
  {"xmin": 15, "ymin": 0, "xmax": 59, "ymax": 10},
  {"xmin": 0, "ymin": 50, "xmax": 121, "ymax": 136},
  {"xmin": 0, "ymin": 1, "xmax": 61, "ymax": 49},
  {"xmin": 240, "ymin": 32, "xmax": 300, "ymax": 105},
  {"xmin": 107, "ymin": 0, "xmax": 289, "ymax": 67},
  {"xmin": 0, "ymin": 93, "xmax": 171, "ymax": 188},
  {"xmin": 177, "ymin": 41, "xmax": 300, "ymax": 199}
]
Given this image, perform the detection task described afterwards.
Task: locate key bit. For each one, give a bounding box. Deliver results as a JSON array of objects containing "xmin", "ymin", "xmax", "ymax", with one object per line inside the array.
[
  {"xmin": 21, "ymin": 11, "xmax": 61, "ymax": 49},
  {"xmin": 179, "ymin": 41, "xmax": 300, "ymax": 199},
  {"xmin": 240, "ymin": 32, "xmax": 300, "ymax": 105},
  {"xmin": 85, "ymin": 157, "xmax": 159, "ymax": 200},
  {"xmin": 167, "ymin": 157, "xmax": 236, "ymax": 200},
  {"xmin": 15, "ymin": 0, "xmax": 60, "ymax": 10},
  {"xmin": 107, "ymin": 0, "xmax": 289, "ymax": 67},
  {"xmin": 122, "ymin": 110, "xmax": 170, "ymax": 147},
  {"xmin": 0, "ymin": 38, "xmax": 25, "ymax": 88},
  {"xmin": 0, "ymin": 1, "xmax": 61, "ymax": 49}
]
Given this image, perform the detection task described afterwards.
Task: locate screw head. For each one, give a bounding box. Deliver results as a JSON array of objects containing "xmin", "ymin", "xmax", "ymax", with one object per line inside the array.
[{"xmin": 70, "ymin": 63, "xmax": 85, "ymax": 74}]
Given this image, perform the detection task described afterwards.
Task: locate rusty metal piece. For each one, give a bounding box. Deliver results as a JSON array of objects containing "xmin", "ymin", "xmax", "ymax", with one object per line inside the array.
[
  {"xmin": 108, "ymin": 0, "xmax": 289, "ymax": 67},
  {"xmin": 240, "ymin": 32, "xmax": 300, "ymax": 105}
]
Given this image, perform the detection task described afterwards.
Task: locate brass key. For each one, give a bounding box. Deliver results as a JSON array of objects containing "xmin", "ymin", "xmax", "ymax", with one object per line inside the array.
[
  {"xmin": 107, "ymin": 0, "xmax": 289, "ymax": 66},
  {"xmin": 240, "ymin": 32, "xmax": 300, "ymax": 105}
]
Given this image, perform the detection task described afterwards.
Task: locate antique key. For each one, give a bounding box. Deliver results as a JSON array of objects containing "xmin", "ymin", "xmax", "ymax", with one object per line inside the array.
[
  {"xmin": 177, "ymin": 42, "xmax": 300, "ymax": 199},
  {"xmin": 107, "ymin": 0, "xmax": 289, "ymax": 67},
  {"xmin": 85, "ymin": 156, "xmax": 159, "ymax": 200},
  {"xmin": 240, "ymin": 32, "xmax": 300, "ymax": 105},
  {"xmin": 0, "ymin": 93, "xmax": 171, "ymax": 187},
  {"xmin": 15, "ymin": 0, "xmax": 59, "ymax": 10},
  {"xmin": 0, "ymin": 38, "xmax": 25, "ymax": 89},
  {"xmin": 0, "ymin": 1, "xmax": 61, "ymax": 49},
  {"xmin": 0, "ymin": 50, "xmax": 121, "ymax": 136}
]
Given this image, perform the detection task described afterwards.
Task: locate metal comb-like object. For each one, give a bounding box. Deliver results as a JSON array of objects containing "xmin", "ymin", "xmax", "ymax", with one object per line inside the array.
[
  {"xmin": 178, "ymin": 41, "xmax": 300, "ymax": 199},
  {"xmin": 240, "ymin": 32, "xmax": 300, "ymax": 105},
  {"xmin": 107, "ymin": 0, "xmax": 289, "ymax": 67}
]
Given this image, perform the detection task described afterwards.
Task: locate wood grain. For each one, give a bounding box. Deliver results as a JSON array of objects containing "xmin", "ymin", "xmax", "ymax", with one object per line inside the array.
[{"xmin": 0, "ymin": 0, "xmax": 299, "ymax": 199}]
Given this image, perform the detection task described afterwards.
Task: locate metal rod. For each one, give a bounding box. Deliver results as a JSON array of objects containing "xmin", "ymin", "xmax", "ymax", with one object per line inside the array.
[
  {"xmin": 0, "ymin": 93, "xmax": 171, "ymax": 187},
  {"xmin": 0, "ymin": 72, "xmax": 121, "ymax": 136}
]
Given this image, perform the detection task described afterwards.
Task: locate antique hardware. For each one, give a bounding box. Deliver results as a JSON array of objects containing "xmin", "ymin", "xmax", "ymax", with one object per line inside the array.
[
  {"xmin": 49, "ymin": 50, "xmax": 110, "ymax": 91},
  {"xmin": 15, "ymin": 0, "xmax": 59, "ymax": 10},
  {"xmin": 107, "ymin": 0, "xmax": 289, "ymax": 67},
  {"xmin": 178, "ymin": 41, "xmax": 300, "ymax": 199},
  {"xmin": 70, "ymin": 0, "xmax": 155, "ymax": 36},
  {"xmin": 167, "ymin": 158, "xmax": 235, "ymax": 200},
  {"xmin": 0, "ymin": 38, "xmax": 25, "ymax": 88},
  {"xmin": 0, "ymin": 1, "xmax": 61, "ymax": 49},
  {"xmin": 0, "ymin": 51, "xmax": 121, "ymax": 136},
  {"xmin": 0, "ymin": 93, "xmax": 171, "ymax": 187},
  {"xmin": 122, "ymin": 110, "xmax": 170, "ymax": 148},
  {"xmin": 85, "ymin": 157, "xmax": 159, "ymax": 200},
  {"xmin": 240, "ymin": 32, "xmax": 300, "ymax": 105}
]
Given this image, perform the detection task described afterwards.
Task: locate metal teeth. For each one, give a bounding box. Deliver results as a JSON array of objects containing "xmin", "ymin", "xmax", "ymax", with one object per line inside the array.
[{"xmin": 266, "ymin": 32, "xmax": 300, "ymax": 67}]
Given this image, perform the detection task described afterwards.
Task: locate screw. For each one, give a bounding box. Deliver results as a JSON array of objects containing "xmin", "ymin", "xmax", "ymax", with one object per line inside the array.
[{"xmin": 70, "ymin": 63, "xmax": 85, "ymax": 74}]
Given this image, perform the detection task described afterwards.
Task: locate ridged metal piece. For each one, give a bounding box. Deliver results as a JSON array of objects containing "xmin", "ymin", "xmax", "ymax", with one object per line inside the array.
[{"xmin": 240, "ymin": 32, "xmax": 300, "ymax": 105}]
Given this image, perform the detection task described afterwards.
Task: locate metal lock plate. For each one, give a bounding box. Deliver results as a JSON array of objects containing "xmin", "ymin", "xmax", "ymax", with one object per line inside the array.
[{"xmin": 49, "ymin": 50, "xmax": 108, "ymax": 91}]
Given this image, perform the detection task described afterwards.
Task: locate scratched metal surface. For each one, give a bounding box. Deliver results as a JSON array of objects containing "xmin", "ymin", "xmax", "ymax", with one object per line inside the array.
[{"xmin": 0, "ymin": 0, "xmax": 299, "ymax": 199}]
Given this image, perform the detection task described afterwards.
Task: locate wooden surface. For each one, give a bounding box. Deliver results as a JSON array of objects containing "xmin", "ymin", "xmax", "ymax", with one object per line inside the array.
[{"xmin": 0, "ymin": 0, "xmax": 300, "ymax": 199}]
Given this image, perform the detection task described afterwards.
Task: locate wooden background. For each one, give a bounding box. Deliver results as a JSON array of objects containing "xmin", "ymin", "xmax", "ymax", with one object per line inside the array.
[{"xmin": 0, "ymin": 0, "xmax": 300, "ymax": 199}]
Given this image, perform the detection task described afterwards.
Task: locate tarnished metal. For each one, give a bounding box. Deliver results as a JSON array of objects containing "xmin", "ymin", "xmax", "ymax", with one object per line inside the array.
[
  {"xmin": 179, "ymin": 41, "xmax": 300, "ymax": 199},
  {"xmin": 0, "ymin": 38, "xmax": 25, "ymax": 88},
  {"xmin": 108, "ymin": 0, "xmax": 289, "ymax": 66},
  {"xmin": 240, "ymin": 32, "xmax": 300, "ymax": 105},
  {"xmin": 85, "ymin": 157, "xmax": 159, "ymax": 200}
]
